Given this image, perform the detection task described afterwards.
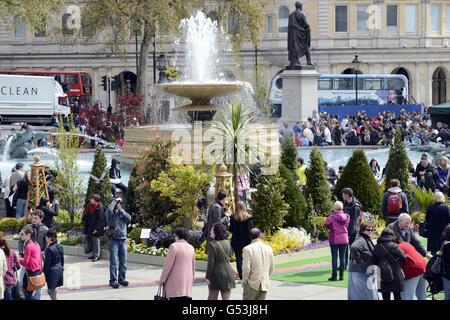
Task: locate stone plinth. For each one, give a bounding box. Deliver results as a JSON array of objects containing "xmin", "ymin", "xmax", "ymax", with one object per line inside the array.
[{"xmin": 278, "ymin": 68, "xmax": 320, "ymax": 127}]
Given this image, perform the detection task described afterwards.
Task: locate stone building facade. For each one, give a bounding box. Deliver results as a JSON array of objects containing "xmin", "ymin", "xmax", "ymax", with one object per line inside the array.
[{"xmin": 0, "ymin": 0, "xmax": 449, "ymax": 111}]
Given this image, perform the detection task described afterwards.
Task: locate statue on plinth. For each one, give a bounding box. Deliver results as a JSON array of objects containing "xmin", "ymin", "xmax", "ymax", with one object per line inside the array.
[{"xmin": 287, "ymin": 1, "xmax": 313, "ymax": 69}]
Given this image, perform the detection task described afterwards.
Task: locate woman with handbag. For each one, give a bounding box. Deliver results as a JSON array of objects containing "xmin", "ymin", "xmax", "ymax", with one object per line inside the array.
[
  {"xmin": 373, "ymin": 228, "xmax": 407, "ymax": 300},
  {"xmin": 44, "ymin": 229, "xmax": 64, "ymax": 300},
  {"xmin": 0, "ymin": 236, "xmax": 20, "ymax": 300},
  {"xmin": 425, "ymin": 192, "xmax": 450, "ymax": 256},
  {"xmin": 19, "ymin": 226, "xmax": 45, "ymax": 300},
  {"xmin": 347, "ymin": 222, "xmax": 379, "ymax": 300},
  {"xmin": 230, "ymin": 201, "xmax": 253, "ymax": 281},
  {"xmin": 205, "ymin": 222, "xmax": 236, "ymax": 300}
]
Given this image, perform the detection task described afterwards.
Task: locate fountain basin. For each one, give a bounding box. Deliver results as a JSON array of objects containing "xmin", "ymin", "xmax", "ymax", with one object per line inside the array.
[{"xmin": 158, "ymin": 82, "xmax": 246, "ymax": 101}]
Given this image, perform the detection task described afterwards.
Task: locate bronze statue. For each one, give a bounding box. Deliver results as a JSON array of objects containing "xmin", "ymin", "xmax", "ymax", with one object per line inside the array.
[{"xmin": 287, "ymin": 2, "xmax": 312, "ymax": 69}]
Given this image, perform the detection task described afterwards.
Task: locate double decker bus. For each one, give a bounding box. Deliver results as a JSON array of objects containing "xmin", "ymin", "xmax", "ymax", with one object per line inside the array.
[{"xmin": 0, "ymin": 70, "xmax": 92, "ymax": 107}]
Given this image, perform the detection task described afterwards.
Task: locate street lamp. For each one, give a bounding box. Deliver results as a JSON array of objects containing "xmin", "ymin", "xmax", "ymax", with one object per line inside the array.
[
  {"xmin": 156, "ymin": 54, "xmax": 169, "ymax": 83},
  {"xmin": 352, "ymin": 54, "xmax": 361, "ymax": 105}
]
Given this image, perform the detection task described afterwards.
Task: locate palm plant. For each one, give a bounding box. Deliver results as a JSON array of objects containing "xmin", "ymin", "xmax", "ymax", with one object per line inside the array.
[
  {"xmin": 206, "ymin": 101, "xmax": 267, "ymax": 208},
  {"xmin": 412, "ymin": 186, "xmax": 435, "ymax": 213}
]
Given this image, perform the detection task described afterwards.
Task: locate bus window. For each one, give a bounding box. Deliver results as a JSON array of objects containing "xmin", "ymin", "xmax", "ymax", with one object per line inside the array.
[
  {"xmin": 365, "ymin": 78, "xmax": 383, "ymax": 90},
  {"xmin": 387, "ymin": 78, "xmax": 405, "ymax": 90},
  {"xmin": 335, "ymin": 78, "xmax": 353, "ymax": 90},
  {"xmin": 65, "ymin": 74, "xmax": 79, "ymax": 84},
  {"xmin": 318, "ymin": 78, "xmax": 333, "ymax": 90},
  {"xmin": 81, "ymin": 73, "xmax": 92, "ymax": 85}
]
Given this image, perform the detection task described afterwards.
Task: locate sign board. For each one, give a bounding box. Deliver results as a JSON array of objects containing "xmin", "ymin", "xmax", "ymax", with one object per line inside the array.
[{"xmin": 140, "ymin": 228, "xmax": 151, "ymax": 239}]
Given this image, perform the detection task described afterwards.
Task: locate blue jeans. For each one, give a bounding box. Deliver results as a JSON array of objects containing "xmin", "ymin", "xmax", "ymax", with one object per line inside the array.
[
  {"xmin": 443, "ymin": 277, "xmax": 450, "ymax": 300},
  {"xmin": 15, "ymin": 198, "xmax": 27, "ymax": 219},
  {"xmin": 401, "ymin": 274, "xmax": 427, "ymax": 300},
  {"xmin": 3, "ymin": 284, "xmax": 14, "ymax": 300},
  {"xmin": 23, "ymin": 270, "xmax": 42, "ymax": 300},
  {"xmin": 330, "ymin": 244, "xmax": 347, "ymax": 275},
  {"xmin": 109, "ymin": 239, "xmax": 127, "ymax": 284}
]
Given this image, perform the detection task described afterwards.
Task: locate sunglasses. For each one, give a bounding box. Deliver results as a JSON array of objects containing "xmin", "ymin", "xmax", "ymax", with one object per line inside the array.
[{"xmin": 365, "ymin": 229, "xmax": 373, "ymax": 232}]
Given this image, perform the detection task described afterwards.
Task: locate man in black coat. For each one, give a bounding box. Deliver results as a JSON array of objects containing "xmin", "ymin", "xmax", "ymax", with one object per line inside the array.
[
  {"xmin": 82, "ymin": 194, "xmax": 105, "ymax": 262},
  {"xmin": 342, "ymin": 188, "xmax": 362, "ymax": 268},
  {"xmin": 425, "ymin": 192, "xmax": 450, "ymax": 255},
  {"xmin": 387, "ymin": 213, "xmax": 432, "ymax": 260},
  {"xmin": 37, "ymin": 197, "xmax": 59, "ymax": 229},
  {"xmin": 110, "ymin": 158, "xmax": 127, "ymax": 197},
  {"xmin": 415, "ymin": 153, "xmax": 439, "ymax": 191},
  {"xmin": 203, "ymin": 190, "xmax": 230, "ymax": 253}
]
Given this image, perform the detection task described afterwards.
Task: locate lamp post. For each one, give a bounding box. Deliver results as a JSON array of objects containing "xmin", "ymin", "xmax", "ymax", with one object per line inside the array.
[
  {"xmin": 352, "ymin": 54, "xmax": 361, "ymax": 105},
  {"xmin": 153, "ymin": 34, "xmax": 156, "ymax": 84},
  {"xmin": 156, "ymin": 54, "xmax": 169, "ymax": 83}
]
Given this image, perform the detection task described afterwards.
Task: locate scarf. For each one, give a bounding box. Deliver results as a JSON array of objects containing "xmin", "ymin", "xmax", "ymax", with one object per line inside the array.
[{"xmin": 84, "ymin": 202, "xmax": 99, "ymax": 215}]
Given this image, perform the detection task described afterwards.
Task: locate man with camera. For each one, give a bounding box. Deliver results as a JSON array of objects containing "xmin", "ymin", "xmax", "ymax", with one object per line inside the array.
[{"xmin": 105, "ymin": 197, "xmax": 131, "ymax": 289}]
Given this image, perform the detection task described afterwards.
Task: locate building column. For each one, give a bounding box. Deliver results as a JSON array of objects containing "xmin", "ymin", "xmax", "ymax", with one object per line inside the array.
[
  {"xmin": 414, "ymin": 62, "xmax": 420, "ymax": 104},
  {"xmin": 426, "ymin": 61, "xmax": 433, "ymax": 106}
]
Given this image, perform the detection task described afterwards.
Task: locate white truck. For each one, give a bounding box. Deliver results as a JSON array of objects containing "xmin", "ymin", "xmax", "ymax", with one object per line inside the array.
[{"xmin": 0, "ymin": 74, "xmax": 70, "ymax": 124}]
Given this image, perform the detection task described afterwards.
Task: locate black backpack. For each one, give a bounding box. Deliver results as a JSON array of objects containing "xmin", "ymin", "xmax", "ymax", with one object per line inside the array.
[{"xmin": 423, "ymin": 255, "xmax": 443, "ymax": 295}]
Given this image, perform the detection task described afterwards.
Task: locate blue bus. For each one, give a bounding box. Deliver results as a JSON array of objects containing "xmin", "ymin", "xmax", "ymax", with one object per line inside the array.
[{"xmin": 268, "ymin": 73, "xmax": 421, "ymax": 118}]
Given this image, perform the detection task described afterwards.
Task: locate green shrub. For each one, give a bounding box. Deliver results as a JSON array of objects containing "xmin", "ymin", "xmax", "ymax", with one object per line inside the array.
[
  {"xmin": 55, "ymin": 222, "xmax": 85, "ymax": 233},
  {"xmin": 314, "ymin": 216, "xmax": 329, "ymax": 241},
  {"xmin": 304, "ymin": 147, "xmax": 333, "ymax": 216},
  {"xmin": 84, "ymin": 146, "xmax": 113, "ymax": 210},
  {"xmin": 127, "ymin": 228, "xmax": 143, "ymax": 244},
  {"xmin": 279, "ymin": 163, "xmax": 307, "ymax": 228},
  {"xmin": 412, "ymin": 186, "xmax": 434, "ymax": 213},
  {"xmin": 249, "ymin": 172, "xmax": 289, "ymax": 235},
  {"xmin": 0, "ymin": 218, "xmax": 19, "ymax": 232},
  {"xmin": 281, "ymin": 136, "xmax": 299, "ymax": 180},
  {"xmin": 410, "ymin": 211, "xmax": 425, "ymax": 224},
  {"xmin": 17, "ymin": 217, "xmax": 31, "ymax": 232},
  {"xmin": 334, "ymin": 149, "xmax": 382, "ymax": 214}
]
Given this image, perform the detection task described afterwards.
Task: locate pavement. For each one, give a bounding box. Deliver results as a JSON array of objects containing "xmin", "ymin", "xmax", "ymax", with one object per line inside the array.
[{"xmin": 36, "ymin": 254, "xmax": 347, "ymax": 300}]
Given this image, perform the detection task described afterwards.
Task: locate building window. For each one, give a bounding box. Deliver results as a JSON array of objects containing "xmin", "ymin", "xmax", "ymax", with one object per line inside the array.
[
  {"xmin": 335, "ymin": 6, "xmax": 348, "ymax": 32},
  {"xmin": 81, "ymin": 14, "xmax": 91, "ymax": 38},
  {"xmin": 447, "ymin": 6, "xmax": 450, "ymax": 32},
  {"xmin": 386, "ymin": 5, "xmax": 398, "ymax": 32},
  {"xmin": 357, "ymin": 5, "xmax": 369, "ymax": 33},
  {"xmin": 405, "ymin": 5, "xmax": 417, "ymax": 33},
  {"xmin": 14, "ymin": 16, "xmax": 26, "ymax": 38},
  {"xmin": 130, "ymin": 21, "xmax": 142, "ymax": 37},
  {"xmin": 278, "ymin": 6, "xmax": 289, "ymax": 33},
  {"xmin": 227, "ymin": 12, "xmax": 239, "ymax": 34},
  {"xmin": 267, "ymin": 15, "xmax": 273, "ymax": 34},
  {"xmin": 431, "ymin": 5, "xmax": 441, "ymax": 32},
  {"xmin": 62, "ymin": 13, "xmax": 74, "ymax": 37}
]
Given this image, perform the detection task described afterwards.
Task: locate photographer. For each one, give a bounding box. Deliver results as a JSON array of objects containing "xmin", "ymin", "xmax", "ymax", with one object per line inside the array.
[{"xmin": 105, "ymin": 198, "xmax": 131, "ymax": 289}]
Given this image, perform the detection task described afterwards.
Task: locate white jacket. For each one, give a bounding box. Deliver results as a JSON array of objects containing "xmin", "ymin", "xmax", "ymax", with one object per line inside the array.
[
  {"xmin": 242, "ymin": 239, "xmax": 274, "ymax": 292},
  {"xmin": 0, "ymin": 249, "xmax": 7, "ymax": 300}
]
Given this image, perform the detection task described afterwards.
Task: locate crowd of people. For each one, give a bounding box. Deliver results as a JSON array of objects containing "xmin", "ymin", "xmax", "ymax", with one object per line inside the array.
[{"xmin": 281, "ymin": 108, "xmax": 450, "ymax": 147}]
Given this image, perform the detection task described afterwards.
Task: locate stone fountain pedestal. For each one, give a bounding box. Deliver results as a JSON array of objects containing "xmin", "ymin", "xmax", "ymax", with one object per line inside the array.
[{"xmin": 278, "ymin": 67, "xmax": 320, "ymax": 127}]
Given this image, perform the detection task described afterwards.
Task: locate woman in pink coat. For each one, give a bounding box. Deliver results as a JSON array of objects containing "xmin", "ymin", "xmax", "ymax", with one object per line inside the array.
[
  {"xmin": 159, "ymin": 227, "xmax": 195, "ymax": 300},
  {"xmin": 324, "ymin": 201, "xmax": 350, "ymax": 281}
]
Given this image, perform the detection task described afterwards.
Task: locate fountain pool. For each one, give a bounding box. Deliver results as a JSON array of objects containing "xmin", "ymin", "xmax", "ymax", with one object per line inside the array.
[{"xmin": 0, "ymin": 151, "xmax": 130, "ymax": 188}]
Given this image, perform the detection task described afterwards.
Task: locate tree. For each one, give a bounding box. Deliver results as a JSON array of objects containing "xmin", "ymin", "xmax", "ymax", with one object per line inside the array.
[
  {"xmin": 150, "ymin": 163, "xmax": 213, "ymax": 230},
  {"xmin": 207, "ymin": 101, "xmax": 266, "ymax": 208},
  {"xmin": 53, "ymin": 116, "xmax": 85, "ymax": 223},
  {"xmin": 334, "ymin": 150, "xmax": 382, "ymax": 214},
  {"xmin": 304, "ymin": 147, "xmax": 333, "ymax": 216},
  {"xmin": 125, "ymin": 161, "xmax": 139, "ymax": 223},
  {"xmin": 281, "ymin": 135, "xmax": 299, "ymax": 180},
  {"xmin": 303, "ymin": 194, "xmax": 317, "ymax": 238},
  {"xmin": 279, "ymin": 163, "xmax": 307, "ymax": 228},
  {"xmin": 84, "ymin": 145, "xmax": 113, "ymax": 210},
  {"xmin": 248, "ymin": 172, "xmax": 289, "ymax": 235},
  {"xmin": 81, "ymin": 0, "xmax": 263, "ymax": 121},
  {"xmin": 134, "ymin": 130, "xmax": 177, "ymax": 228},
  {"xmin": 384, "ymin": 130, "xmax": 413, "ymax": 208},
  {"xmin": 0, "ymin": 0, "xmax": 67, "ymax": 33}
]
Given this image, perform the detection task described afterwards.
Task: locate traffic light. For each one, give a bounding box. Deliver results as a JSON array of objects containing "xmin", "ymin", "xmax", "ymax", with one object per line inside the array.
[
  {"xmin": 114, "ymin": 75, "xmax": 121, "ymax": 89},
  {"xmin": 111, "ymin": 79, "xmax": 117, "ymax": 91},
  {"xmin": 101, "ymin": 75, "xmax": 107, "ymax": 91}
]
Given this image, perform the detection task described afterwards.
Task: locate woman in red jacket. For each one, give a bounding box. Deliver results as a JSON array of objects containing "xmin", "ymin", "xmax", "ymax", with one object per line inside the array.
[
  {"xmin": 398, "ymin": 241, "xmax": 428, "ymax": 300},
  {"xmin": 19, "ymin": 226, "xmax": 43, "ymax": 300}
]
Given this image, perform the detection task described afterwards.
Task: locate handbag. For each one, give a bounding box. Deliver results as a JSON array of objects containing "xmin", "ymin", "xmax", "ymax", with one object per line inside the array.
[
  {"xmin": 12, "ymin": 270, "xmax": 26, "ymax": 300},
  {"xmin": 216, "ymin": 241, "xmax": 239, "ymax": 280},
  {"xmin": 419, "ymin": 221, "xmax": 428, "ymax": 238},
  {"xmin": 106, "ymin": 213, "xmax": 120, "ymax": 240},
  {"xmin": 430, "ymin": 243, "xmax": 445, "ymax": 275},
  {"xmin": 154, "ymin": 284, "xmax": 168, "ymax": 300},
  {"xmin": 26, "ymin": 268, "xmax": 46, "ymax": 292},
  {"xmin": 377, "ymin": 243, "xmax": 397, "ymax": 283}
]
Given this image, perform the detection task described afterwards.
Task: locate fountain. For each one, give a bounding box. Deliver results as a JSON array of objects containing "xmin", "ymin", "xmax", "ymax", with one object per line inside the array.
[
  {"xmin": 120, "ymin": 11, "xmax": 279, "ymax": 166},
  {"xmin": 0, "ymin": 125, "xmax": 51, "ymax": 159}
]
